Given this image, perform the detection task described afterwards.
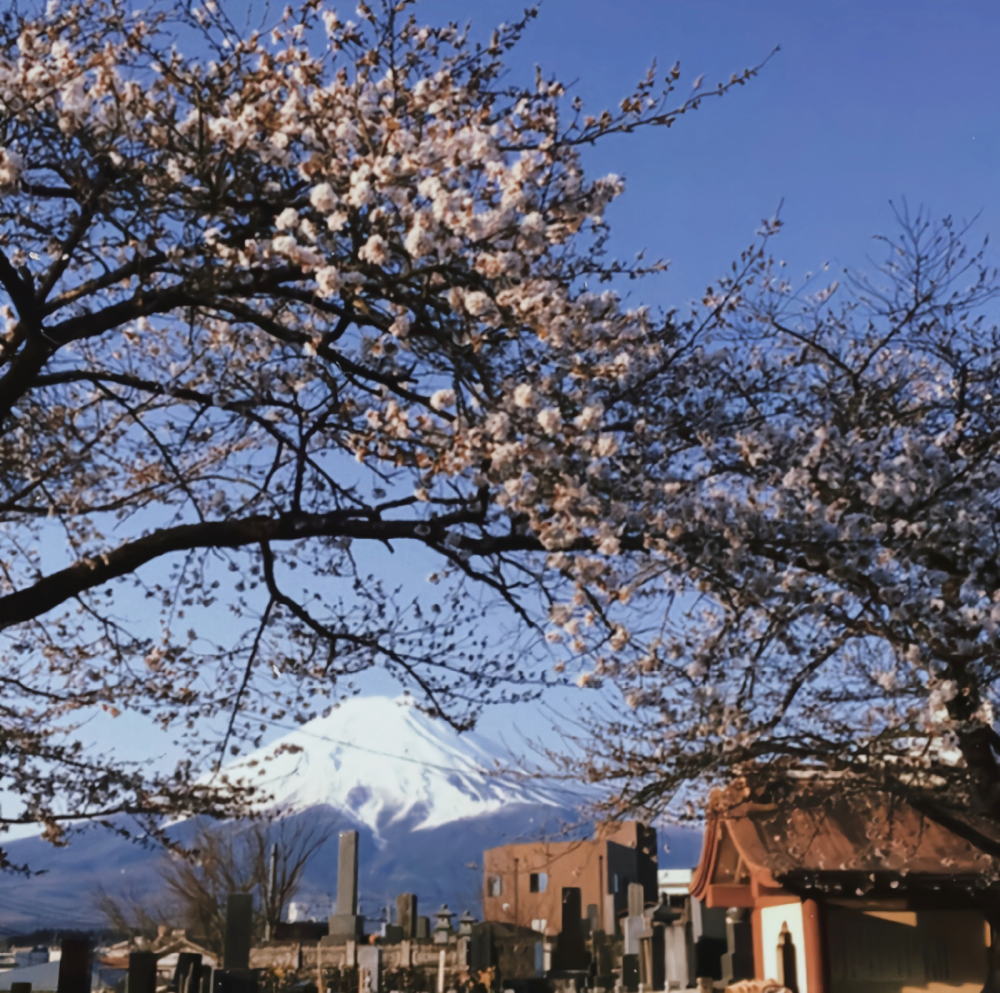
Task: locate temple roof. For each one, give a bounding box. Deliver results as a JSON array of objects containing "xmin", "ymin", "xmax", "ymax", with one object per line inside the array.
[{"xmin": 690, "ymin": 791, "xmax": 997, "ymax": 904}]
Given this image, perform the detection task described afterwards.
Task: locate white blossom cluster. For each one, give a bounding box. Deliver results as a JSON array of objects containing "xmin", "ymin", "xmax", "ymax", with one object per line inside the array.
[
  {"xmin": 0, "ymin": 0, "xmax": 770, "ymax": 834},
  {"xmin": 578, "ymin": 212, "xmax": 1000, "ymax": 845}
]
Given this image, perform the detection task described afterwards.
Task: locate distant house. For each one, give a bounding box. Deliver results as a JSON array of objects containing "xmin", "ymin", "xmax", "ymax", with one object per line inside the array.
[
  {"xmin": 0, "ymin": 960, "xmax": 91, "ymax": 993},
  {"xmin": 482, "ymin": 821, "xmax": 659, "ymax": 937},
  {"xmin": 99, "ymin": 930, "xmax": 217, "ymax": 990},
  {"xmin": 689, "ymin": 790, "xmax": 994, "ymax": 993}
]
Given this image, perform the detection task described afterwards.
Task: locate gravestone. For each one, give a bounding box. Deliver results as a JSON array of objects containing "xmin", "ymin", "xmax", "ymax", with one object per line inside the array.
[
  {"xmin": 416, "ymin": 916, "xmax": 431, "ymax": 940},
  {"xmin": 329, "ymin": 830, "xmax": 364, "ymax": 940},
  {"xmin": 198, "ymin": 964, "xmax": 215, "ymax": 993},
  {"xmin": 224, "ymin": 894, "xmax": 254, "ymax": 970},
  {"xmin": 591, "ymin": 929, "xmax": 614, "ymax": 990},
  {"xmin": 777, "ymin": 923, "xmax": 799, "ymax": 993},
  {"xmin": 552, "ymin": 888, "xmax": 587, "ymax": 971},
  {"xmin": 56, "ymin": 937, "xmax": 92, "ymax": 993},
  {"xmin": 622, "ymin": 954, "xmax": 639, "ymax": 993},
  {"xmin": 174, "ymin": 953, "xmax": 203, "ymax": 993},
  {"xmin": 468, "ymin": 923, "xmax": 494, "ymax": 974},
  {"xmin": 627, "ymin": 883, "xmax": 644, "ymax": 919},
  {"xmin": 397, "ymin": 893, "xmax": 418, "ymax": 939},
  {"xmin": 128, "ymin": 951, "xmax": 158, "ymax": 993},
  {"xmin": 622, "ymin": 884, "xmax": 646, "ymax": 955}
]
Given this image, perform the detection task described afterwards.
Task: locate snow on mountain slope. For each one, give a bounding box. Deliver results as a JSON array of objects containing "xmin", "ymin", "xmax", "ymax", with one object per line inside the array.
[
  {"xmin": 0, "ymin": 695, "xmax": 704, "ymax": 930},
  {"xmin": 230, "ymin": 696, "xmax": 573, "ymax": 839}
]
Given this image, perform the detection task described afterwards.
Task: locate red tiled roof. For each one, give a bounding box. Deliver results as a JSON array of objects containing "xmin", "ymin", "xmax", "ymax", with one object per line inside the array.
[{"xmin": 691, "ymin": 791, "xmax": 996, "ymax": 900}]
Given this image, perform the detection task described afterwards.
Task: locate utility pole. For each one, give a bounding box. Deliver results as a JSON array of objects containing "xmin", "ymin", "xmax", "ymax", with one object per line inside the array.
[{"xmin": 266, "ymin": 841, "xmax": 278, "ymax": 941}]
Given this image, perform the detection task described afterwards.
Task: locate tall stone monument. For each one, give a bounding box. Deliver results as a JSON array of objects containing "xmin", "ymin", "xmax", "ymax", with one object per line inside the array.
[
  {"xmin": 622, "ymin": 882, "xmax": 646, "ymax": 955},
  {"xmin": 397, "ymin": 893, "xmax": 418, "ymax": 939},
  {"xmin": 329, "ymin": 829, "xmax": 364, "ymax": 940},
  {"xmin": 224, "ymin": 894, "xmax": 253, "ymax": 970}
]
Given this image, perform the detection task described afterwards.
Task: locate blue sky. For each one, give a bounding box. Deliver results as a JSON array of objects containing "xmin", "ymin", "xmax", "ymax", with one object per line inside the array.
[
  {"xmin": 379, "ymin": 0, "xmax": 1000, "ymax": 731},
  {"xmin": 431, "ymin": 0, "xmax": 1000, "ymax": 309},
  {"xmin": 11, "ymin": 0, "xmax": 1000, "ymax": 834}
]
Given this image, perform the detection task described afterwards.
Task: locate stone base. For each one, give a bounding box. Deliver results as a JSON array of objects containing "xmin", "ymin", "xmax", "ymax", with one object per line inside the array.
[{"xmin": 327, "ymin": 914, "xmax": 364, "ymax": 941}]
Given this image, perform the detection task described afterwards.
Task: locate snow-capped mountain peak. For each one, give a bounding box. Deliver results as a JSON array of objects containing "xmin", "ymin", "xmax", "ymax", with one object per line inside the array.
[{"xmin": 228, "ymin": 696, "xmax": 566, "ymax": 839}]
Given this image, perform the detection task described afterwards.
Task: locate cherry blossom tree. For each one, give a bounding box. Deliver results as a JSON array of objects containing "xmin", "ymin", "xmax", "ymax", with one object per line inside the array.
[
  {"xmin": 0, "ymin": 0, "xmax": 766, "ymax": 849},
  {"xmin": 577, "ymin": 206, "xmax": 1000, "ymax": 873}
]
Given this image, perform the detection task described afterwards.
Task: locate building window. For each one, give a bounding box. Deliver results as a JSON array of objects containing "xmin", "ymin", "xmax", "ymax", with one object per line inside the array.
[
  {"xmin": 531, "ymin": 919, "xmax": 547, "ymax": 934},
  {"xmin": 488, "ymin": 875, "xmax": 503, "ymax": 897},
  {"xmin": 529, "ymin": 872, "xmax": 548, "ymax": 893}
]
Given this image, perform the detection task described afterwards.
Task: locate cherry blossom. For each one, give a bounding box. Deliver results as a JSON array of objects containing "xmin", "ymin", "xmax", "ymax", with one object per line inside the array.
[{"xmin": 0, "ymin": 0, "xmax": 765, "ymax": 845}]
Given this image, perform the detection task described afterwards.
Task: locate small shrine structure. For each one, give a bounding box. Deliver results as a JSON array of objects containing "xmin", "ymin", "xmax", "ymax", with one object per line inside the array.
[{"xmin": 690, "ymin": 789, "xmax": 996, "ymax": 993}]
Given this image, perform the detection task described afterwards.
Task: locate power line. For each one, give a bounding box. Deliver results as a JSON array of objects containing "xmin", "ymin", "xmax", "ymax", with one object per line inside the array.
[{"xmin": 240, "ymin": 714, "xmax": 585, "ymax": 804}]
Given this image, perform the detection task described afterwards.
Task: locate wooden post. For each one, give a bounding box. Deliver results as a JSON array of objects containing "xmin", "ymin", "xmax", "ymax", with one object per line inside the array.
[
  {"xmin": 266, "ymin": 841, "xmax": 278, "ymax": 942},
  {"xmin": 316, "ymin": 941, "xmax": 326, "ymax": 993},
  {"xmin": 513, "ymin": 857, "xmax": 519, "ymax": 926},
  {"xmin": 801, "ymin": 899, "xmax": 825, "ymax": 993},
  {"xmin": 598, "ymin": 854, "xmax": 605, "ymax": 933},
  {"xmin": 751, "ymin": 907, "xmax": 765, "ymax": 981}
]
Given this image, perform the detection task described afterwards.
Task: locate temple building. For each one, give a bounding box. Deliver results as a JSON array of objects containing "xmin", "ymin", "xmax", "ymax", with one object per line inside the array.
[{"xmin": 689, "ymin": 790, "xmax": 995, "ymax": 993}]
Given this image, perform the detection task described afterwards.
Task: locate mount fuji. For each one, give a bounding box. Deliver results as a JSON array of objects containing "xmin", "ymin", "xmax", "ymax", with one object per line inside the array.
[
  {"xmin": 0, "ymin": 696, "xmax": 702, "ymax": 932},
  {"xmin": 228, "ymin": 695, "xmax": 576, "ymax": 837}
]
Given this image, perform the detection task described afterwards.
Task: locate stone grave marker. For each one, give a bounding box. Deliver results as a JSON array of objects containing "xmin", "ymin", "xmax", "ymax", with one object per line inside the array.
[
  {"xmin": 397, "ymin": 893, "xmax": 417, "ymax": 939},
  {"xmin": 224, "ymin": 893, "xmax": 253, "ymax": 970},
  {"xmin": 328, "ymin": 830, "xmax": 363, "ymax": 940},
  {"xmin": 128, "ymin": 951, "xmax": 157, "ymax": 993},
  {"xmin": 56, "ymin": 937, "xmax": 91, "ymax": 993}
]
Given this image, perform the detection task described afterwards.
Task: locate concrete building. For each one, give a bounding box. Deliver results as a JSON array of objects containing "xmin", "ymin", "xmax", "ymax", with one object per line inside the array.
[{"xmin": 482, "ymin": 822, "xmax": 659, "ymax": 938}]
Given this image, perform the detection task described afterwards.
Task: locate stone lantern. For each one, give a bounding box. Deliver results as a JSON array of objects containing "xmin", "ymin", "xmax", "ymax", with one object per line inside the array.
[{"xmin": 432, "ymin": 904, "xmax": 454, "ymax": 944}]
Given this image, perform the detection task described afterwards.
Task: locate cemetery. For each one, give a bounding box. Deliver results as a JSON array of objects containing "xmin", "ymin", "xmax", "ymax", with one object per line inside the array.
[
  {"xmin": 1, "ymin": 789, "xmax": 990, "ymax": 993},
  {"xmin": 0, "ymin": 5, "xmax": 997, "ymax": 993}
]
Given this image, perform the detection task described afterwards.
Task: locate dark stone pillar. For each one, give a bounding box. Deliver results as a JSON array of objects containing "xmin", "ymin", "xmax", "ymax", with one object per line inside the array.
[
  {"xmin": 224, "ymin": 892, "xmax": 254, "ymax": 970},
  {"xmin": 197, "ymin": 964, "xmax": 215, "ymax": 993},
  {"xmin": 174, "ymin": 952, "xmax": 203, "ymax": 993},
  {"xmin": 622, "ymin": 953, "xmax": 639, "ymax": 992},
  {"xmin": 552, "ymin": 887, "xmax": 588, "ymax": 971},
  {"xmin": 57, "ymin": 937, "xmax": 92, "ymax": 993},
  {"xmin": 128, "ymin": 951, "xmax": 158, "ymax": 993}
]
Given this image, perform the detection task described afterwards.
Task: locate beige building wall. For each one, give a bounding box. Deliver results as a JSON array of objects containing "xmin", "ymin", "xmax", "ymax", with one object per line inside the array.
[{"xmin": 482, "ymin": 822, "xmax": 654, "ymax": 936}]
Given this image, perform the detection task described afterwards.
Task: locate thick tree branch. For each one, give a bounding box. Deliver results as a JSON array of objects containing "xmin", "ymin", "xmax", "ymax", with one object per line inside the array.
[{"xmin": 0, "ymin": 509, "xmax": 545, "ymax": 630}]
